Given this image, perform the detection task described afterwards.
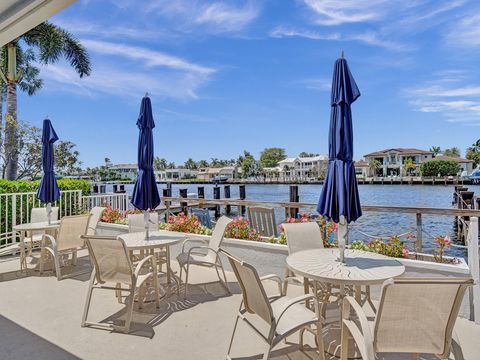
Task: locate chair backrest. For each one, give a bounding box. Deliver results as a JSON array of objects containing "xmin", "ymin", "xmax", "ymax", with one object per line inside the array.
[
  {"xmin": 86, "ymin": 236, "xmax": 133, "ymax": 285},
  {"xmin": 30, "ymin": 207, "xmax": 59, "ymax": 237},
  {"xmin": 128, "ymin": 213, "xmax": 159, "ymax": 233},
  {"xmin": 86, "ymin": 206, "xmax": 106, "ymax": 235},
  {"xmin": 190, "ymin": 208, "xmax": 213, "ymax": 229},
  {"xmin": 56, "ymin": 214, "xmax": 91, "ymax": 251},
  {"xmin": 374, "ymin": 278, "xmax": 473, "ymax": 356},
  {"xmin": 209, "ymin": 216, "xmax": 233, "ymax": 252},
  {"xmin": 247, "ymin": 207, "xmax": 278, "ymax": 237},
  {"xmin": 283, "ymin": 222, "xmax": 324, "ymax": 255},
  {"xmin": 222, "ymin": 250, "xmax": 274, "ymax": 325}
]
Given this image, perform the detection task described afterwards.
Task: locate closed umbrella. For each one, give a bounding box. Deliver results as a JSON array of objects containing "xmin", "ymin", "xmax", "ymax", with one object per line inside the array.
[
  {"xmin": 36, "ymin": 118, "xmax": 61, "ymax": 224},
  {"xmin": 317, "ymin": 54, "xmax": 362, "ymax": 262},
  {"xmin": 131, "ymin": 94, "xmax": 160, "ymax": 239}
]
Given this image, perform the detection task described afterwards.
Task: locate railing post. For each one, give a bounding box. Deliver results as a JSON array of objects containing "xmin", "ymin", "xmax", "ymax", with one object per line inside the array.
[
  {"xmin": 289, "ymin": 185, "xmax": 299, "ymax": 218},
  {"xmin": 239, "ymin": 185, "xmax": 246, "ymax": 215},
  {"xmin": 11, "ymin": 194, "xmax": 16, "ymax": 229},
  {"xmin": 468, "ymin": 217, "xmax": 480, "ymax": 324},
  {"xmin": 179, "ymin": 188, "xmax": 188, "ymax": 214},
  {"xmin": 415, "ymin": 213, "xmax": 422, "ymax": 253}
]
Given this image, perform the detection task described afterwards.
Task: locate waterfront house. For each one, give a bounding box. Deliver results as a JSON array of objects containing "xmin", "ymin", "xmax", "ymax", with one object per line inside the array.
[
  {"xmin": 364, "ymin": 148, "xmax": 434, "ymax": 177},
  {"xmin": 354, "ymin": 160, "xmax": 369, "ymax": 178},
  {"xmin": 278, "ymin": 155, "xmax": 328, "ymax": 181},
  {"xmin": 197, "ymin": 166, "xmax": 239, "ymax": 181},
  {"xmin": 108, "ymin": 163, "xmax": 138, "ymax": 180},
  {"xmin": 165, "ymin": 168, "xmax": 198, "ymax": 180}
]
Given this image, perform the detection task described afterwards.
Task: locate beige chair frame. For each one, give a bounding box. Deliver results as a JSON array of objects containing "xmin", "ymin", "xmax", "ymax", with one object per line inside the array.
[
  {"xmin": 86, "ymin": 206, "xmax": 106, "ymax": 236},
  {"xmin": 40, "ymin": 214, "xmax": 91, "ymax": 280},
  {"xmin": 341, "ymin": 277, "xmax": 473, "ymax": 360},
  {"xmin": 222, "ymin": 249, "xmax": 325, "ymax": 360},
  {"xmin": 177, "ymin": 216, "xmax": 232, "ymax": 297},
  {"xmin": 82, "ymin": 236, "xmax": 160, "ymax": 333}
]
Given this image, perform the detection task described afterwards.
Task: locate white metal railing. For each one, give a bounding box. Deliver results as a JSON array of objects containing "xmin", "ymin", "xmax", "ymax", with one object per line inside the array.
[
  {"xmin": 0, "ymin": 190, "xmax": 82, "ymax": 235},
  {"xmin": 81, "ymin": 193, "xmax": 130, "ymax": 213}
]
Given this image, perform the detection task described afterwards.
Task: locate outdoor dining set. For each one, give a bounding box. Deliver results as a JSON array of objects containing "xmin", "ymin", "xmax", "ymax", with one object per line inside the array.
[{"xmin": 13, "ymin": 204, "xmax": 473, "ymax": 360}]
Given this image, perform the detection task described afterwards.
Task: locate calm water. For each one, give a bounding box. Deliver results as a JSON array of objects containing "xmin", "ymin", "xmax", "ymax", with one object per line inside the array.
[{"xmin": 111, "ymin": 183, "xmax": 480, "ymax": 257}]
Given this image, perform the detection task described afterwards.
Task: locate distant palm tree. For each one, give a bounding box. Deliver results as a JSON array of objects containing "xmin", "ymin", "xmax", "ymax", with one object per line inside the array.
[
  {"xmin": 430, "ymin": 146, "xmax": 441, "ymax": 157},
  {"xmin": 368, "ymin": 159, "xmax": 381, "ymax": 176},
  {"xmin": 184, "ymin": 158, "xmax": 197, "ymax": 170},
  {"xmin": 1, "ymin": 22, "xmax": 91, "ymax": 180}
]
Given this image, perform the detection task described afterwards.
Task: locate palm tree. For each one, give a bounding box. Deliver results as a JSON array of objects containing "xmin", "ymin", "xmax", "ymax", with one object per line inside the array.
[
  {"xmin": 430, "ymin": 146, "xmax": 441, "ymax": 157},
  {"xmin": 368, "ymin": 159, "xmax": 382, "ymax": 177},
  {"xmin": 1, "ymin": 22, "xmax": 91, "ymax": 180},
  {"xmin": 184, "ymin": 158, "xmax": 197, "ymax": 170},
  {"xmin": 197, "ymin": 159, "xmax": 209, "ymax": 168}
]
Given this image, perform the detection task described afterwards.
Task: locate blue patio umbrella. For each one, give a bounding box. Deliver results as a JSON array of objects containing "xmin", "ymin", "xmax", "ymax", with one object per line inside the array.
[
  {"xmin": 36, "ymin": 118, "xmax": 61, "ymax": 224},
  {"xmin": 317, "ymin": 55, "xmax": 362, "ymax": 261},
  {"xmin": 131, "ymin": 94, "xmax": 160, "ymax": 239}
]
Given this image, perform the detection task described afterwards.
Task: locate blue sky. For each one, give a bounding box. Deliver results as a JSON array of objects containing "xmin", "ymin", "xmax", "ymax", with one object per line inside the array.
[{"xmin": 17, "ymin": 0, "xmax": 480, "ymax": 167}]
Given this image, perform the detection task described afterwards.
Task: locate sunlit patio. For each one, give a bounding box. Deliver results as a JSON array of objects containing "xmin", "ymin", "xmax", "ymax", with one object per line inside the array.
[{"xmin": 1, "ymin": 241, "xmax": 479, "ymax": 360}]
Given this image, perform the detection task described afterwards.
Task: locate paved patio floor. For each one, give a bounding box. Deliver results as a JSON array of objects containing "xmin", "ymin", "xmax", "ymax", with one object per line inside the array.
[{"xmin": 0, "ymin": 247, "xmax": 479, "ymax": 360}]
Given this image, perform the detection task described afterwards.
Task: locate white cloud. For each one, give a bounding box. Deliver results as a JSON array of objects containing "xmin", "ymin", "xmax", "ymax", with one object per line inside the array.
[
  {"xmin": 404, "ymin": 71, "xmax": 480, "ymax": 125},
  {"xmin": 300, "ymin": 78, "xmax": 331, "ymax": 91},
  {"xmin": 270, "ymin": 26, "xmax": 408, "ymax": 51},
  {"xmin": 40, "ymin": 39, "xmax": 216, "ymax": 100},
  {"xmin": 143, "ymin": 0, "xmax": 260, "ymax": 33},
  {"xmin": 446, "ymin": 13, "xmax": 480, "ymax": 47},
  {"xmin": 302, "ymin": 0, "xmax": 390, "ymax": 26},
  {"xmin": 82, "ymin": 39, "xmax": 215, "ymax": 75}
]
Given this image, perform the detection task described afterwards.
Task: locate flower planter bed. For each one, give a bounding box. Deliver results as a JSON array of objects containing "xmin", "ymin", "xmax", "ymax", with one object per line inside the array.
[{"xmin": 96, "ymin": 222, "xmax": 470, "ymax": 274}]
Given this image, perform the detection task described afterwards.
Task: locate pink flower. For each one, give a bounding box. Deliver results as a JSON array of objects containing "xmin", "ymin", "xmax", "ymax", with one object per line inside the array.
[
  {"xmin": 279, "ymin": 224, "xmax": 285, "ymax": 232},
  {"xmin": 402, "ymin": 247, "xmax": 409, "ymax": 258}
]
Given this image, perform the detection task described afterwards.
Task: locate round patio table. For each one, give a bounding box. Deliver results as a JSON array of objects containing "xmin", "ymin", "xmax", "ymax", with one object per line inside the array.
[
  {"xmin": 286, "ymin": 248, "xmax": 405, "ymax": 359},
  {"xmin": 118, "ymin": 230, "xmax": 185, "ymax": 299},
  {"xmin": 13, "ymin": 221, "xmax": 60, "ymax": 271}
]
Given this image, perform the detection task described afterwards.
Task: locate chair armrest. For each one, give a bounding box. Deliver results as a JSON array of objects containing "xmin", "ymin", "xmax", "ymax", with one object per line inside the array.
[
  {"xmin": 134, "ymin": 255, "xmax": 156, "ymax": 278},
  {"xmin": 187, "ymin": 245, "xmax": 217, "ymax": 259},
  {"xmin": 260, "ymin": 274, "xmax": 283, "ymax": 296},
  {"xmin": 342, "ymin": 296, "xmax": 375, "ymax": 360},
  {"xmin": 42, "ymin": 234, "xmax": 57, "ymax": 249},
  {"xmin": 81, "ymin": 235, "xmax": 117, "ymax": 240},
  {"xmin": 276, "ymin": 294, "xmax": 322, "ymax": 324},
  {"xmin": 181, "ymin": 237, "xmax": 209, "ymax": 252}
]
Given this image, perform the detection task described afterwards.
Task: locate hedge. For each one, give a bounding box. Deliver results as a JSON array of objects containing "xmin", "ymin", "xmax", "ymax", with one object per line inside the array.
[
  {"xmin": 0, "ymin": 179, "xmax": 91, "ymax": 195},
  {"xmin": 0, "ymin": 179, "xmax": 91, "ymax": 234},
  {"xmin": 420, "ymin": 160, "xmax": 460, "ymax": 177}
]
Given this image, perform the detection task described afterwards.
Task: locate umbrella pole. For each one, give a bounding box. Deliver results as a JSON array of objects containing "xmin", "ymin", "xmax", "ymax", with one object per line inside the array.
[
  {"xmin": 144, "ymin": 210, "xmax": 149, "ymax": 240},
  {"xmin": 46, "ymin": 203, "xmax": 52, "ymax": 225},
  {"xmin": 338, "ymin": 216, "xmax": 347, "ymax": 263}
]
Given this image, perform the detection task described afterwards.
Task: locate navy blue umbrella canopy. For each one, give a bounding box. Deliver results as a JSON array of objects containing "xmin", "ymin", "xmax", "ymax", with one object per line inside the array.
[
  {"xmin": 36, "ymin": 119, "xmax": 60, "ymax": 204},
  {"xmin": 131, "ymin": 96, "xmax": 160, "ymax": 211},
  {"xmin": 317, "ymin": 57, "xmax": 362, "ymax": 223}
]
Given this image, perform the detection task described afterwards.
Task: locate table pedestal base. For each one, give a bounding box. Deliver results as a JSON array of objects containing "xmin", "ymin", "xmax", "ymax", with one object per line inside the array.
[{"xmin": 322, "ymin": 323, "xmax": 362, "ymax": 359}]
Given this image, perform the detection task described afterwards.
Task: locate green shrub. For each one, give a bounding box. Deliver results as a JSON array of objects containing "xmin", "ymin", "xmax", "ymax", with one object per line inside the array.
[
  {"xmin": 420, "ymin": 160, "xmax": 460, "ymax": 176},
  {"xmin": 0, "ymin": 179, "xmax": 91, "ymax": 234}
]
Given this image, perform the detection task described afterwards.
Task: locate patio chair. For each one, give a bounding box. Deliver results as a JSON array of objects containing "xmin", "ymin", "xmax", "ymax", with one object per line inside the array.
[
  {"xmin": 222, "ymin": 249, "xmax": 325, "ymax": 360},
  {"xmin": 23, "ymin": 206, "xmax": 59, "ymax": 252},
  {"xmin": 86, "ymin": 206, "xmax": 105, "ymax": 235},
  {"xmin": 82, "ymin": 236, "xmax": 160, "ymax": 333},
  {"xmin": 40, "ymin": 214, "xmax": 91, "ymax": 280},
  {"xmin": 177, "ymin": 215, "xmax": 232, "ymax": 297},
  {"xmin": 282, "ymin": 222, "xmax": 324, "ymax": 293},
  {"xmin": 340, "ymin": 277, "xmax": 474, "ymax": 360},
  {"xmin": 247, "ymin": 206, "xmax": 278, "ymax": 237},
  {"xmin": 189, "ymin": 208, "xmax": 213, "ymax": 229}
]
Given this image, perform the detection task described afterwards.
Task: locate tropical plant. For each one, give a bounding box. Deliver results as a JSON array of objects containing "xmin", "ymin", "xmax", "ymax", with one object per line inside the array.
[
  {"xmin": 154, "ymin": 157, "xmax": 168, "ymax": 171},
  {"xmin": 430, "ymin": 146, "xmax": 441, "ymax": 157},
  {"xmin": 159, "ymin": 212, "xmax": 212, "ymax": 235},
  {"xmin": 197, "ymin": 159, "xmax": 209, "ymax": 168},
  {"xmin": 368, "ymin": 159, "xmax": 382, "ymax": 176},
  {"xmin": 466, "ymin": 139, "xmax": 480, "ymax": 165},
  {"xmin": 184, "ymin": 158, "xmax": 197, "ymax": 170},
  {"xmin": 299, "ymin": 152, "xmax": 319, "ymax": 157},
  {"xmin": 420, "ymin": 160, "xmax": 460, "ymax": 176},
  {"xmin": 224, "ymin": 216, "xmax": 260, "ymax": 241},
  {"xmin": 442, "ymin": 147, "xmax": 461, "ymax": 158},
  {"xmin": 433, "ymin": 235, "xmax": 451, "ymax": 263},
  {"xmin": 403, "ymin": 158, "xmax": 415, "ymax": 176},
  {"xmin": 1, "ymin": 22, "xmax": 91, "ymax": 180},
  {"xmin": 259, "ymin": 147, "xmax": 286, "ymax": 167}
]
